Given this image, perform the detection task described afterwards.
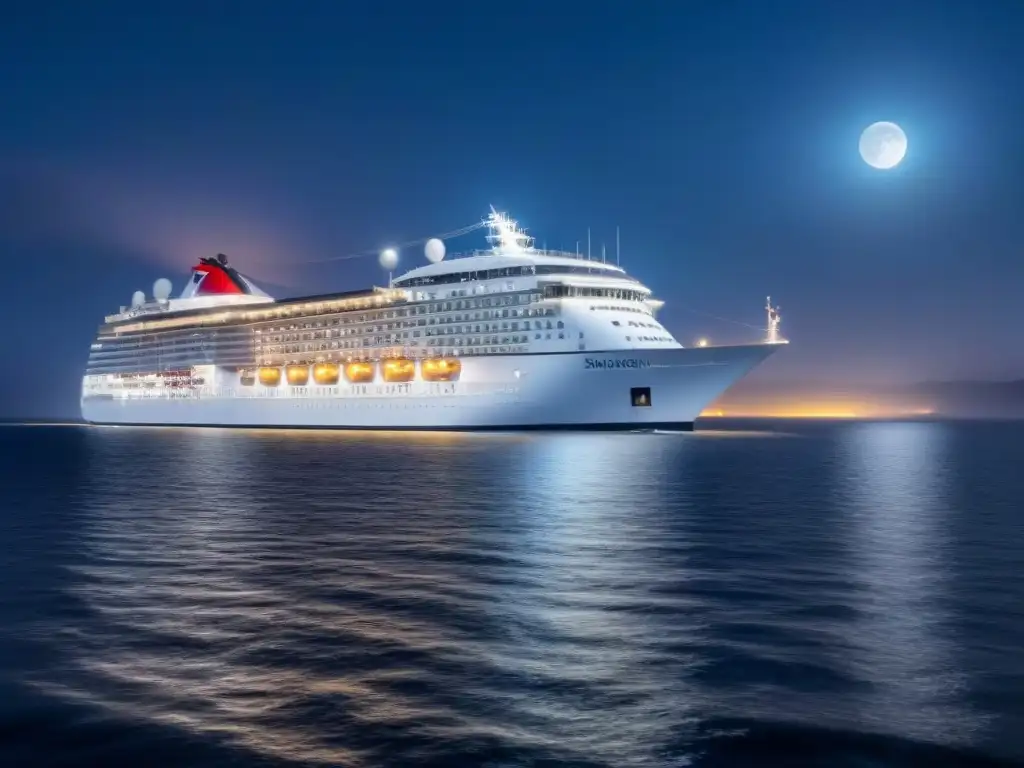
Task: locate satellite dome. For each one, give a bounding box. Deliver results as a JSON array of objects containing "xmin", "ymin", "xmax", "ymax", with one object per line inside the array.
[
  {"xmin": 378, "ymin": 248, "xmax": 398, "ymax": 270},
  {"xmin": 153, "ymin": 278, "xmax": 173, "ymax": 301},
  {"xmin": 424, "ymin": 238, "xmax": 446, "ymax": 263},
  {"xmin": 131, "ymin": 290, "xmax": 145, "ymax": 308}
]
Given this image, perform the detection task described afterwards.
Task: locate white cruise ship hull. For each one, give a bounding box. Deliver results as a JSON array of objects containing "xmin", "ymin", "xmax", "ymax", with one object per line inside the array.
[{"xmin": 82, "ymin": 344, "xmax": 778, "ymax": 431}]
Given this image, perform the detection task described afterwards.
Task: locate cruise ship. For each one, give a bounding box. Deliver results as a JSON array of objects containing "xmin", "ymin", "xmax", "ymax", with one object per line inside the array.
[{"xmin": 81, "ymin": 209, "xmax": 786, "ymax": 431}]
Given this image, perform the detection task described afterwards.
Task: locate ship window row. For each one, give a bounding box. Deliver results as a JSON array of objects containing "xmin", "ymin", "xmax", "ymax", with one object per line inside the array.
[
  {"xmin": 611, "ymin": 319, "xmax": 664, "ymax": 329},
  {"xmin": 93, "ymin": 314, "xmax": 576, "ymax": 365},
  {"xmin": 97, "ymin": 302, "xmax": 558, "ymax": 353},
  {"xmin": 544, "ymin": 286, "xmax": 645, "ymax": 301},
  {"xmin": 107, "ymin": 289, "xmax": 407, "ymax": 332},
  {"xmin": 257, "ymin": 307, "xmax": 556, "ymax": 340},
  {"xmin": 589, "ymin": 304, "xmax": 653, "ymax": 316},
  {"xmin": 91, "ymin": 338, "xmax": 253, "ymax": 352},
  {"xmin": 271, "ymin": 293, "xmax": 537, "ymax": 329},
  {"xmin": 258, "ymin": 324, "xmax": 573, "ymax": 360},
  {"xmin": 393, "ymin": 263, "xmax": 634, "ymax": 287},
  {"xmin": 89, "ymin": 348, "xmax": 254, "ymax": 363},
  {"xmin": 96, "ymin": 331, "xmax": 253, "ymax": 347},
  {"xmin": 106, "ymin": 290, "xmax": 545, "ymax": 339},
  {"xmin": 260, "ymin": 331, "xmax": 540, "ymax": 354},
  {"xmin": 100, "ymin": 328, "xmax": 252, "ymax": 342},
  {"xmin": 95, "ymin": 315, "xmax": 566, "ymax": 364},
  {"xmin": 103, "ymin": 301, "xmax": 556, "ymax": 349},
  {"xmin": 87, "ymin": 349, "xmax": 254, "ymax": 364},
  {"xmin": 259, "ymin": 342, "xmax": 533, "ymax": 365},
  {"xmin": 89, "ymin": 341, "xmax": 253, "ymax": 356},
  {"xmin": 87, "ymin": 349, "xmax": 254, "ymax": 367},
  {"xmin": 88, "ymin": 361, "xmax": 253, "ymax": 375},
  {"xmin": 251, "ymin": 294, "xmax": 542, "ymax": 335},
  {"xmin": 259, "ymin": 315, "xmax": 563, "ymax": 344},
  {"xmin": 259, "ymin": 319, "xmax": 565, "ymax": 350}
]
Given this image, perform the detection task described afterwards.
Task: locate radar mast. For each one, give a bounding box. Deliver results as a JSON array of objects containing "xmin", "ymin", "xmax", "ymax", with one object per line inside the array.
[
  {"xmin": 484, "ymin": 207, "xmax": 534, "ymax": 254},
  {"xmin": 766, "ymin": 296, "xmax": 782, "ymax": 344}
]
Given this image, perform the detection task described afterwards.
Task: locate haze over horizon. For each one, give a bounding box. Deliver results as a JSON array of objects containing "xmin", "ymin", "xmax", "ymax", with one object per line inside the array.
[{"xmin": 3, "ymin": 0, "xmax": 1023, "ymax": 419}]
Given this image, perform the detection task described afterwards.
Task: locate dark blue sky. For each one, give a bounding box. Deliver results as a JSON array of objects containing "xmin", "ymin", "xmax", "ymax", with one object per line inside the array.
[{"xmin": 3, "ymin": 0, "xmax": 1023, "ymax": 417}]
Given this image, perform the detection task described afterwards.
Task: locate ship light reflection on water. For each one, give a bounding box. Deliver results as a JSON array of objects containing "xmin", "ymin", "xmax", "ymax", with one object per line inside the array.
[
  {"xmin": 33, "ymin": 429, "xmax": 724, "ymax": 767},
  {"xmin": 479, "ymin": 433, "xmax": 708, "ymax": 763},
  {"xmin": 31, "ymin": 428, "xmax": 488, "ymax": 766}
]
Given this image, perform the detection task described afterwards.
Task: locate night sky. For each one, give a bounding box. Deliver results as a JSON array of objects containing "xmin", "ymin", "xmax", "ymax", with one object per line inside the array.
[{"xmin": 3, "ymin": 1, "xmax": 1022, "ymax": 418}]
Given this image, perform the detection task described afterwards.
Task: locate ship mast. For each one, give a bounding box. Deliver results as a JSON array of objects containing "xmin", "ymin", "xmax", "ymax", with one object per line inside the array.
[
  {"xmin": 765, "ymin": 296, "xmax": 782, "ymax": 344},
  {"xmin": 484, "ymin": 207, "xmax": 534, "ymax": 254}
]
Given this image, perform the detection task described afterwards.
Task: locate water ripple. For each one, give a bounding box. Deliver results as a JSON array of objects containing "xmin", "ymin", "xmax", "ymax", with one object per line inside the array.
[{"xmin": 1, "ymin": 422, "xmax": 1022, "ymax": 766}]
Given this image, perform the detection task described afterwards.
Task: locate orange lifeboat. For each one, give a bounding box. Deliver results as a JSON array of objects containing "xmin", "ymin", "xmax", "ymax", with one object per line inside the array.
[
  {"xmin": 345, "ymin": 360, "xmax": 376, "ymax": 383},
  {"xmin": 382, "ymin": 357, "xmax": 415, "ymax": 383},
  {"xmin": 239, "ymin": 369, "xmax": 256, "ymax": 386},
  {"xmin": 258, "ymin": 367, "xmax": 281, "ymax": 386},
  {"xmin": 421, "ymin": 357, "xmax": 462, "ymax": 382},
  {"xmin": 312, "ymin": 362, "xmax": 340, "ymax": 385},
  {"xmin": 286, "ymin": 364, "xmax": 310, "ymax": 385}
]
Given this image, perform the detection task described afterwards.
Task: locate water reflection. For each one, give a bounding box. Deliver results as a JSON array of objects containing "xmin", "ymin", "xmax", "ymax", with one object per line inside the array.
[
  {"xmin": 25, "ymin": 423, "xmax": 997, "ymax": 765},
  {"xmin": 470, "ymin": 435, "xmax": 704, "ymax": 763},
  {"xmin": 41, "ymin": 430, "xmax": 715, "ymax": 766},
  {"xmin": 840, "ymin": 422, "xmax": 982, "ymax": 742}
]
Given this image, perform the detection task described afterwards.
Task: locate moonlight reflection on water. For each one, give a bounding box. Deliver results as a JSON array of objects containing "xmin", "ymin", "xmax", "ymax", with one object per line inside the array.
[{"xmin": 2, "ymin": 422, "xmax": 1021, "ymax": 766}]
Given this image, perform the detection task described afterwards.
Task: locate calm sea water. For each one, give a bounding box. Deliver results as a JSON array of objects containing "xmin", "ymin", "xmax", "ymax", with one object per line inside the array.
[{"xmin": 1, "ymin": 420, "xmax": 1022, "ymax": 767}]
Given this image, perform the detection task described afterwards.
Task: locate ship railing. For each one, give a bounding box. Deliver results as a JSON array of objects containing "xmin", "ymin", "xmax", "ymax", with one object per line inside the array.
[{"xmin": 442, "ymin": 248, "xmax": 618, "ymax": 263}]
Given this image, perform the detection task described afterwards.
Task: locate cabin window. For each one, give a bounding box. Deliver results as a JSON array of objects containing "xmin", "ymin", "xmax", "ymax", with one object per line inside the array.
[{"xmin": 631, "ymin": 387, "xmax": 651, "ymax": 407}]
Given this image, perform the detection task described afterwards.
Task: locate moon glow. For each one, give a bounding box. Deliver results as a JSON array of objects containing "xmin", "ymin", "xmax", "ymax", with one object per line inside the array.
[{"xmin": 859, "ymin": 121, "xmax": 907, "ymax": 170}]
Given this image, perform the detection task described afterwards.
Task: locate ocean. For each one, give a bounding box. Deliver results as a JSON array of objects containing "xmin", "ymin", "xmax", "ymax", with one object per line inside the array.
[{"xmin": 1, "ymin": 420, "xmax": 1022, "ymax": 767}]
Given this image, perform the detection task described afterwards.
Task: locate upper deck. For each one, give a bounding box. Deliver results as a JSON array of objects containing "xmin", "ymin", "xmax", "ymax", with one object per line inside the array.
[
  {"xmin": 393, "ymin": 209, "xmax": 643, "ymax": 291},
  {"xmin": 393, "ymin": 251, "xmax": 638, "ymax": 288}
]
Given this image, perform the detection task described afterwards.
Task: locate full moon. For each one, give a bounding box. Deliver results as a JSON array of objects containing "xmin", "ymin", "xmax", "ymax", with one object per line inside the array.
[{"xmin": 859, "ymin": 121, "xmax": 907, "ymax": 169}]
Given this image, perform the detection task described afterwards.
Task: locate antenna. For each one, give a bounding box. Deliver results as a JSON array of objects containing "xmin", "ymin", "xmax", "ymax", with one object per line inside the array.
[
  {"xmin": 766, "ymin": 296, "xmax": 782, "ymax": 344},
  {"xmin": 587, "ymin": 228, "xmax": 591, "ymax": 260},
  {"xmin": 616, "ymin": 226, "xmax": 620, "ymax": 266},
  {"xmin": 601, "ymin": 243, "xmax": 606, "ymax": 263},
  {"xmin": 576, "ymin": 241, "xmax": 579, "ymax": 258},
  {"xmin": 484, "ymin": 207, "xmax": 532, "ymax": 253}
]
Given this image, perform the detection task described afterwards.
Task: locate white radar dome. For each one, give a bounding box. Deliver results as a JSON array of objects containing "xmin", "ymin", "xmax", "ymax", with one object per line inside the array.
[
  {"xmin": 378, "ymin": 248, "xmax": 398, "ymax": 270},
  {"xmin": 131, "ymin": 290, "xmax": 145, "ymax": 308},
  {"xmin": 153, "ymin": 278, "xmax": 173, "ymax": 301},
  {"xmin": 424, "ymin": 238, "xmax": 446, "ymax": 263}
]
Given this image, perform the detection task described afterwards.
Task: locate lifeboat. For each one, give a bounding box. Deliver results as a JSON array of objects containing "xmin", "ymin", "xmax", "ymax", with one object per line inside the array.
[
  {"xmin": 258, "ymin": 367, "xmax": 281, "ymax": 386},
  {"xmin": 421, "ymin": 357, "xmax": 462, "ymax": 382},
  {"xmin": 382, "ymin": 357, "xmax": 415, "ymax": 383},
  {"xmin": 345, "ymin": 360, "xmax": 376, "ymax": 383},
  {"xmin": 312, "ymin": 362, "xmax": 340, "ymax": 385},
  {"xmin": 286, "ymin": 364, "xmax": 310, "ymax": 386},
  {"xmin": 239, "ymin": 369, "xmax": 256, "ymax": 386}
]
